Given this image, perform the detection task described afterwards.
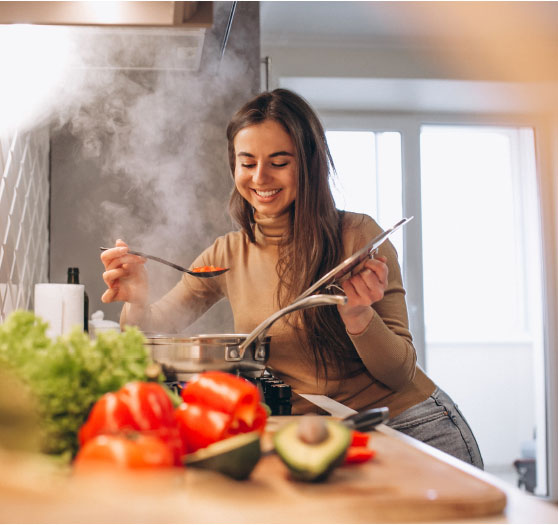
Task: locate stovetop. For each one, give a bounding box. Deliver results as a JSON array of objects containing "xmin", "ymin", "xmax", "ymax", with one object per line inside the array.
[{"xmin": 165, "ymin": 370, "xmax": 291, "ymax": 416}]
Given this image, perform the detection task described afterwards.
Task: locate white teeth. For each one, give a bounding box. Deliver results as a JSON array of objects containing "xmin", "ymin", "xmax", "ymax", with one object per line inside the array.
[{"xmin": 255, "ymin": 189, "xmax": 281, "ymax": 197}]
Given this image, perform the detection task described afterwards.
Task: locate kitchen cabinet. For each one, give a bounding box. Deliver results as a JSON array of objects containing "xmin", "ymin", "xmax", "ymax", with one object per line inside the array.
[{"xmin": 0, "ymin": 2, "xmax": 212, "ymax": 28}]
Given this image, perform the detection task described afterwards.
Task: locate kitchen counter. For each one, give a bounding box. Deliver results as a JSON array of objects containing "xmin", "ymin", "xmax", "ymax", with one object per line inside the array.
[
  {"xmin": 0, "ymin": 417, "xmax": 557, "ymax": 524},
  {"xmin": 378, "ymin": 425, "xmax": 558, "ymax": 524}
]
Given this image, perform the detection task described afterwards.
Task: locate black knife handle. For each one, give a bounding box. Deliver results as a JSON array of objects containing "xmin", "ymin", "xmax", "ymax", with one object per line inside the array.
[{"xmin": 342, "ymin": 407, "xmax": 389, "ymax": 432}]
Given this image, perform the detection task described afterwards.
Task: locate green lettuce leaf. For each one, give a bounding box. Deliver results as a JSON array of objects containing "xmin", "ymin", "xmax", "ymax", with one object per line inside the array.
[{"xmin": 0, "ymin": 310, "xmax": 151, "ymax": 459}]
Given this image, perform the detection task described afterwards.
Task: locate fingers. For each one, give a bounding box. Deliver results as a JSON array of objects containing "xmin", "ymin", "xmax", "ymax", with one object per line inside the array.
[
  {"xmin": 100, "ymin": 245, "xmax": 128, "ymax": 268},
  {"xmin": 101, "ymin": 287, "xmax": 118, "ymax": 303},
  {"xmin": 102, "ymin": 267, "xmax": 127, "ymax": 288},
  {"xmin": 343, "ymin": 256, "xmax": 389, "ymax": 306},
  {"xmin": 106, "ymin": 254, "xmax": 146, "ymax": 271},
  {"xmin": 100, "ymin": 240, "xmax": 150, "ymax": 305},
  {"xmin": 342, "ymin": 276, "xmax": 381, "ymax": 306},
  {"xmin": 361, "ymin": 257, "xmax": 389, "ymax": 288},
  {"xmin": 100, "ymin": 239, "xmax": 146, "ymax": 273},
  {"xmin": 101, "ymin": 265, "xmax": 133, "ymax": 304},
  {"xmin": 337, "ymin": 255, "xmax": 389, "ymax": 332},
  {"xmin": 340, "ymin": 279, "xmax": 362, "ymax": 304}
]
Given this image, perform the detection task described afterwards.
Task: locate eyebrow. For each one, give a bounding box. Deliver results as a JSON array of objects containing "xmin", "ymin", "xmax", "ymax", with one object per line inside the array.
[{"xmin": 237, "ymin": 151, "xmax": 294, "ymax": 158}]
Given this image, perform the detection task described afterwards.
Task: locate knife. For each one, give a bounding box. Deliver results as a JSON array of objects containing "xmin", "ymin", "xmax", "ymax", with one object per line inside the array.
[
  {"xmin": 298, "ymin": 393, "xmax": 357, "ymax": 418},
  {"xmin": 298, "ymin": 393, "xmax": 389, "ymax": 432},
  {"xmin": 342, "ymin": 407, "xmax": 390, "ymax": 432},
  {"xmin": 262, "ymin": 396, "xmax": 389, "ymax": 456}
]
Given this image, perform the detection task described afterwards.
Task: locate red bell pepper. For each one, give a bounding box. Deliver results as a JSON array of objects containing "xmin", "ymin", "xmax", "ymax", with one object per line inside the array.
[
  {"xmin": 181, "ymin": 371, "xmax": 261, "ymax": 428},
  {"xmin": 78, "ymin": 373, "xmax": 267, "ymax": 467},
  {"xmin": 176, "ymin": 371, "xmax": 266, "ymax": 452},
  {"xmin": 174, "ymin": 402, "xmax": 233, "ymax": 453},
  {"xmin": 78, "ymin": 381, "xmax": 185, "ymax": 465},
  {"xmin": 117, "ymin": 381, "xmax": 177, "ymax": 430},
  {"xmin": 344, "ymin": 446, "xmax": 376, "ymax": 464},
  {"xmin": 350, "ymin": 430, "xmax": 371, "ymax": 447},
  {"xmin": 227, "ymin": 402, "xmax": 268, "ymax": 436},
  {"xmin": 78, "ymin": 392, "xmax": 134, "ymax": 445},
  {"xmin": 74, "ymin": 433, "xmax": 175, "ymax": 471}
]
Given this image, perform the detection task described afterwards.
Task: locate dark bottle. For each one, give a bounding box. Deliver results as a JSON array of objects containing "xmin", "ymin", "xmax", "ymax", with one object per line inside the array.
[{"xmin": 67, "ymin": 267, "xmax": 89, "ymax": 332}]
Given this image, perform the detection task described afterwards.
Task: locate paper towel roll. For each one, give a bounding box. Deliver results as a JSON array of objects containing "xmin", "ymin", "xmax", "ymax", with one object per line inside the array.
[{"xmin": 34, "ymin": 284, "xmax": 84, "ymax": 338}]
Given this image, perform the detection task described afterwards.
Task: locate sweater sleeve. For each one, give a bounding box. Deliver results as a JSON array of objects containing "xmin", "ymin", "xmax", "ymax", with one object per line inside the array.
[
  {"xmin": 120, "ymin": 238, "xmax": 228, "ymax": 333},
  {"xmin": 344, "ymin": 214, "xmax": 417, "ymax": 391}
]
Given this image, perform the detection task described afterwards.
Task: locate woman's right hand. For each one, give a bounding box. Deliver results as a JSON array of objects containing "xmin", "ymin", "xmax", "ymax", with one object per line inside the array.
[{"xmin": 100, "ymin": 239, "xmax": 148, "ymax": 305}]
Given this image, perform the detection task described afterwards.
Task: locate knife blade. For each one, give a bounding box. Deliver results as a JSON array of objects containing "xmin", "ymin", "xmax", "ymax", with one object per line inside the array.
[
  {"xmin": 298, "ymin": 394, "xmax": 358, "ymax": 418},
  {"xmin": 298, "ymin": 393, "xmax": 390, "ymax": 432}
]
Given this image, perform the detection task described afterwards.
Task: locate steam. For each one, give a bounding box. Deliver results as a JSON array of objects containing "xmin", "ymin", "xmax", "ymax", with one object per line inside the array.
[
  {"xmin": 66, "ymin": 33, "xmax": 249, "ymax": 299},
  {"xmin": 0, "ymin": 25, "xmax": 77, "ymax": 135},
  {"xmin": 1, "ymin": 3, "xmax": 259, "ymax": 323},
  {"xmin": 64, "ymin": 60, "xmax": 246, "ymax": 252}
]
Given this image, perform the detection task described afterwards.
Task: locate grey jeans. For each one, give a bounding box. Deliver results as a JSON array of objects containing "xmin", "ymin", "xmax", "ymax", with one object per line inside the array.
[{"xmin": 387, "ymin": 387, "xmax": 484, "ymax": 469}]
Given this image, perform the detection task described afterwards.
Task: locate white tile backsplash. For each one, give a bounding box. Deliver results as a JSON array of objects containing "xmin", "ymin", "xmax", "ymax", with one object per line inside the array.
[{"xmin": 0, "ymin": 128, "xmax": 49, "ymax": 321}]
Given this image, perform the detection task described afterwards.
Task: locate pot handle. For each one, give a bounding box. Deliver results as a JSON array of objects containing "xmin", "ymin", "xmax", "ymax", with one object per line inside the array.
[{"xmin": 228, "ymin": 294, "xmax": 347, "ymax": 361}]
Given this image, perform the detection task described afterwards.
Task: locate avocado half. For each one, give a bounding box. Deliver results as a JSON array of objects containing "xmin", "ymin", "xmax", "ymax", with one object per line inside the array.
[
  {"xmin": 184, "ymin": 431, "xmax": 262, "ymax": 480},
  {"xmin": 273, "ymin": 419, "xmax": 351, "ymax": 482}
]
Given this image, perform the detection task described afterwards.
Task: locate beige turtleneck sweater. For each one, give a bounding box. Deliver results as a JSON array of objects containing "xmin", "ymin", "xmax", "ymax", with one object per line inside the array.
[{"xmin": 121, "ymin": 211, "xmax": 435, "ymax": 417}]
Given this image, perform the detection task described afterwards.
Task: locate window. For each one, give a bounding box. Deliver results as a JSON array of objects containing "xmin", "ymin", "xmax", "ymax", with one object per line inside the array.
[
  {"xmin": 325, "ymin": 120, "xmax": 547, "ymax": 494},
  {"xmin": 326, "ymin": 130, "xmax": 403, "ymax": 261},
  {"xmin": 420, "ymin": 125, "xmax": 537, "ymax": 343},
  {"xmin": 420, "ymin": 124, "xmax": 545, "ymax": 494}
]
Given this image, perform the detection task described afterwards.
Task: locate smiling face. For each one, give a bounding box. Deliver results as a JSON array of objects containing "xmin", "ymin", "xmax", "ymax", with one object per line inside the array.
[{"xmin": 233, "ymin": 120, "xmax": 298, "ymax": 217}]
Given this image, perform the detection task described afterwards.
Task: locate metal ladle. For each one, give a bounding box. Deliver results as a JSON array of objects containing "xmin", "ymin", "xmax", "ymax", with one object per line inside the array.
[{"xmin": 99, "ymin": 247, "xmax": 229, "ymax": 278}]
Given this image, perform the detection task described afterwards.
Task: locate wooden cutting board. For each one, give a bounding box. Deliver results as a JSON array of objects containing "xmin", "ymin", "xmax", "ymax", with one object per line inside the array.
[
  {"xmin": 172, "ymin": 428, "xmax": 507, "ymax": 524},
  {"xmin": 0, "ymin": 423, "xmax": 507, "ymax": 524}
]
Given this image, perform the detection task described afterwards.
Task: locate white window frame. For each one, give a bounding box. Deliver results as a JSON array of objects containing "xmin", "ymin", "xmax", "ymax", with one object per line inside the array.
[{"xmin": 321, "ymin": 109, "xmax": 558, "ymax": 499}]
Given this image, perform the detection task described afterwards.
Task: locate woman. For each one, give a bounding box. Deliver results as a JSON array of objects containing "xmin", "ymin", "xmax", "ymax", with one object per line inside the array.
[{"xmin": 101, "ymin": 88, "xmax": 483, "ymax": 469}]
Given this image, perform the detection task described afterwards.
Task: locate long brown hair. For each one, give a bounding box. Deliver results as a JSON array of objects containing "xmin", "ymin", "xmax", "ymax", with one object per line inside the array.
[{"xmin": 226, "ymin": 89, "xmax": 353, "ymax": 380}]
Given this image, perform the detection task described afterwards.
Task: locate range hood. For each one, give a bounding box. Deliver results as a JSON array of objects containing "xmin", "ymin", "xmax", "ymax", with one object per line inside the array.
[
  {"xmin": 0, "ymin": 1, "xmax": 212, "ymax": 28},
  {"xmin": 0, "ymin": 2, "xmax": 215, "ymax": 72}
]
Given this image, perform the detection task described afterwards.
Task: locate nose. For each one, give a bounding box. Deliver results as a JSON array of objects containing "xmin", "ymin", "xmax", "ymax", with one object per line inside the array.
[{"xmin": 252, "ymin": 163, "xmax": 271, "ymax": 185}]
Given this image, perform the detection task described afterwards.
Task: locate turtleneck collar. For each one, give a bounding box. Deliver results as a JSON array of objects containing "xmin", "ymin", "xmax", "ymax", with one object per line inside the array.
[{"xmin": 254, "ymin": 209, "xmax": 290, "ymax": 245}]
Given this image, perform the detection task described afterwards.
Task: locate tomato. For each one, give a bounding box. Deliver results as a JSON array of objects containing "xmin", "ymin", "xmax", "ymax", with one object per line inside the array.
[
  {"xmin": 350, "ymin": 430, "xmax": 370, "ymax": 447},
  {"xmin": 181, "ymin": 371, "xmax": 261, "ymax": 428},
  {"xmin": 74, "ymin": 433, "xmax": 174, "ymax": 471},
  {"xmin": 79, "ymin": 382, "xmax": 185, "ymax": 465},
  {"xmin": 344, "ymin": 446, "xmax": 376, "ymax": 464}
]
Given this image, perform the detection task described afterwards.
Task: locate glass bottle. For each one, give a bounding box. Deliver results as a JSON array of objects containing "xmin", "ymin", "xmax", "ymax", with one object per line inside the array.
[{"xmin": 67, "ymin": 267, "xmax": 89, "ymax": 332}]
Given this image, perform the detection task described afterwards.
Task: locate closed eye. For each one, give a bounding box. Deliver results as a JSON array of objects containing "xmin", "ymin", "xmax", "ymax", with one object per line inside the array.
[{"xmin": 242, "ymin": 162, "xmax": 288, "ymax": 168}]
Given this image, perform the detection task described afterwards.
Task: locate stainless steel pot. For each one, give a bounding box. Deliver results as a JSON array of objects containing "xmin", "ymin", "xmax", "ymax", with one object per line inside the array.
[{"xmin": 144, "ymin": 294, "xmax": 347, "ymax": 381}]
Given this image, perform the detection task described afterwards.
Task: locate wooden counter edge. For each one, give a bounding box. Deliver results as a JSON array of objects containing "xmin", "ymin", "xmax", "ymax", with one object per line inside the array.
[{"xmin": 376, "ymin": 424, "xmax": 558, "ymax": 524}]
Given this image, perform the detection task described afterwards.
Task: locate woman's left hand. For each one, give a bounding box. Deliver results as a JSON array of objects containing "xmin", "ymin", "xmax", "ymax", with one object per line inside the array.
[{"xmin": 337, "ymin": 255, "xmax": 389, "ymax": 335}]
